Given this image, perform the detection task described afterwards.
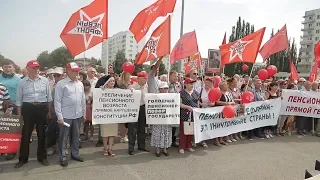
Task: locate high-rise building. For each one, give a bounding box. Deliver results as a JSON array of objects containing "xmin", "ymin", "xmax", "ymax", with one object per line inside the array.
[
  {"xmin": 101, "ymin": 31, "xmax": 139, "ymax": 68},
  {"xmin": 298, "ymin": 8, "xmax": 320, "ymax": 73}
]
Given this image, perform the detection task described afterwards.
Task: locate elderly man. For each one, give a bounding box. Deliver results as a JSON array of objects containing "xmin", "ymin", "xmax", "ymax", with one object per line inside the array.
[
  {"xmin": 14, "ymin": 60, "xmax": 52, "ymax": 168},
  {"xmin": 311, "ymin": 81, "xmax": 319, "ymax": 92},
  {"xmin": 55, "ymin": 62, "xmax": 85, "ymax": 167},
  {"xmin": 189, "ymin": 68, "xmax": 202, "ymax": 90},
  {"xmin": 297, "ymin": 78, "xmax": 306, "ymax": 90},
  {"xmin": 248, "ymin": 79, "xmax": 266, "ymax": 140},
  {"xmin": 128, "ymin": 71, "xmax": 149, "ymax": 155},
  {"xmin": 168, "ymin": 71, "xmax": 179, "ymax": 147},
  {"xmin": 148, "ymin": 57, "xmax": 163, "ymax": 93},
  {"xmin": 87, "ymin": 67, "xmax": 98, "ymax": 89},
  {"xmin": 47, "ymin": 67, "xmax": 64, "ymax": 156}
]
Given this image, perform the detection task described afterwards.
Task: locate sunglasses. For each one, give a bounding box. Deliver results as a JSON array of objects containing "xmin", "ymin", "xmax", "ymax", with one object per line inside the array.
[{"xmin": 193, "ymin": 73, "xmax": 198, "ymax": 75}]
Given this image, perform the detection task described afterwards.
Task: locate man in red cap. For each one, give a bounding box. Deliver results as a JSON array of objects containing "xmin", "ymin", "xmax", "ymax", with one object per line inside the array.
[
  {"xmin": 54, "ymin": 62, "xmax": 85, "ymax": 167},
  {"xmin": 127, "ymin": 71, "xmax": 149, "ymax": 155},
  {"xmin": 15, "ymin": 60, "xmax": 53, "ymax": 168}
]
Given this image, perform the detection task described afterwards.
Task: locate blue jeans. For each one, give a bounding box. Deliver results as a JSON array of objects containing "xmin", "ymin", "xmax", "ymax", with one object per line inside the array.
[{"xmin": 58, "ymin": 118, "xmax": 81, "ymax": 161}]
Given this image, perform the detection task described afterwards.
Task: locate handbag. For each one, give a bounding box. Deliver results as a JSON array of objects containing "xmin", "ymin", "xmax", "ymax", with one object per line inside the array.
[{"xmin": 183, "ymin": 113, "xmax": 194, "ymax": 135}]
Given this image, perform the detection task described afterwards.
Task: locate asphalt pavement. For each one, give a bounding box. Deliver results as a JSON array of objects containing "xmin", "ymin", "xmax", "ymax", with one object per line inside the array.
[{"xmin": 0, "ymin": 134, "xmax": 319, "ymax": 180}]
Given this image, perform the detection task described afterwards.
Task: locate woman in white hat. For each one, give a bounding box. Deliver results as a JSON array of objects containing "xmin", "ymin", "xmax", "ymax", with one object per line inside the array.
[{"xmin": 150, "ymin": 82, "xmax": 172, "ymax": 157}]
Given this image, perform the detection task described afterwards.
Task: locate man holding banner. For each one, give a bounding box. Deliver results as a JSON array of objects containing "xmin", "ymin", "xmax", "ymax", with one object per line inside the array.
[{"xmin": 128, "ymin": 71, "xmax": 149, "ymax": 155}]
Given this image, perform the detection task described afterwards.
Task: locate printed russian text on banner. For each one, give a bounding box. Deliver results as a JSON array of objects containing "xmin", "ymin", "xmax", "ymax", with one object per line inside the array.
[
  {"xmin": 92, "ymin": 88, "xmax": 141, "ymax": 124},
  {"xmin": 280, "ymin": 89, "xmax": 320, "ymax": 118},
  {"xmin": 193, "ymin": 98, "xmax": 281, "ymax": 143},
  {"xmin": 145, "ymin": 93, "xmax": 180, "ymax": 124},
  {"xmin": 0, "ymin": 115, "xmax": 23, "ymax": 153}
]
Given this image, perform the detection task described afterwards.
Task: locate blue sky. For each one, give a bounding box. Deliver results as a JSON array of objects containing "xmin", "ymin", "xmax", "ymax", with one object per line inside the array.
[{"xmin": 0, "ymin": 0, "xmax": 318, "ymax": 67}]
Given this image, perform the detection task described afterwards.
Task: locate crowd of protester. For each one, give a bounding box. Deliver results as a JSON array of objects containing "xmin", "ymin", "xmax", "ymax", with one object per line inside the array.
[{"xmin": 0, "ymin": 57, "xmax": 318, "ymax": 171}]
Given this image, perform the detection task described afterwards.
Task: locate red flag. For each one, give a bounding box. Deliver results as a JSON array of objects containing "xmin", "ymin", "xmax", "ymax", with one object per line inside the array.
[
  {"xmin": 309, "ymin": 63, "xmax": 318, "ymax": 82},
  {"xmin": 289, "ymin": 60, "xmax": 299, "ymax": 81},
  {"xmin": 170, "ymin": 31, "xmax": 199, "ymax": 64},
  {"xmin": 184, "ymin": 53, "xmax": 201, "ymax": 74},
  {"xmin": 60, "ymin": 0, "xmax": 108, "ymax": 57},
  {"xmin": 129, "ymin": 0, "xmax": 176, "ymax": 42},
  {"xmin": 259, "ymin": 25, "xmax": 288, "ymax": 61},
  {"xmin": 135, "ymin": 16, "xmax": 171, "ymax": 65},
  {"xmin": 219, "ymin": 28, "xmax": 265, "ymax": 66},
  {"xmin": 222, "ymin": 32, "xmax": 226, "ymax": 45},
  {"xmin": 315, "ymin": 41, "xmax": 320, "ymax": 60}
]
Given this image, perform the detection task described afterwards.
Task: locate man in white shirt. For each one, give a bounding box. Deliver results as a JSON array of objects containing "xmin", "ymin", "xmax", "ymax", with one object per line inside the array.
[
  {"xmin": 128, "ymin": 71, "xmax": 149, "ymax": 155},
  {"xmin": 189, "ymin": 68, "xmax": 202, "ymax": 90},
  {"xmin": 87, "ymin": 67, "xmax": 98, "ymax": 89},
  {"xmin": 55, "ymin": 62, "xmax": 86, "ymax": 167},
  {"xmin": 148, "ymin": 57, "xmax": 163, "ymax": 93}
]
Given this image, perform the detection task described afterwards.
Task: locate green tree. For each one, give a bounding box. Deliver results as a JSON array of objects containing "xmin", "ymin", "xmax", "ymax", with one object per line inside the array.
[
  {"xmin": 0, "ymin": 54, "xmax": 4, "ymax": 65},
  {"xmin": 224, "ymin": 16, "xmax": 255, "ymax": 77},
  {"xmin": 114, "ymin": 50, "xmax": 127, "ymax": 74},
  {"xmin": 159, "ymin": 61, "xmax": 168, "ymax": 75},
  {"xmin": 50, "ymin": 46, "xmax": 73, "ymax": 67},
  {"xmin": 37, "ymin": 51, "xmax": 53, "ymax": 69}
]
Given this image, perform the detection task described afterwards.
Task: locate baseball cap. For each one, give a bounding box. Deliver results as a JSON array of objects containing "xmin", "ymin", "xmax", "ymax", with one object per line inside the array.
[
  {"xmin": 54, "ymin": 67, "xmax": 64, "ymax": 75},
  {"xmin": 66, "ymin": 62, "xmax": 81, "ymax": 72},
  {"xmin": 184, "ymin": 78, "xmax": 197, "ymax": 84},
  {"xmin": 159, "ymin": 82, "xmax": 169, "ymax": 89},
  {"xmin": 47, "ymin": 68, "xmax": 54, "ymax": 74},
  {"xmin": 137, "ymin": 71, "xmax": 148, "ymax": 79},
  {"xmin": 27, "ymin": 60, "xmax": 40, "ymax": 68},
  {"xmin": 205, "ymin": 77, "xmax": 214, "ymax": 82},
  {"xmin": 298, "ymin": 78, "xmax": 306, "ymax": 82}
]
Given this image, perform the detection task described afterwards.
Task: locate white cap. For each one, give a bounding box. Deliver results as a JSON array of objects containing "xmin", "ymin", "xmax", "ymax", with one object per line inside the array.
[
  {"xmin": 298, "ymin": 78, "xmax": 306, "ymax": 82},
  {"xmin": 47, "ymin": 68, "xmax": 55, "ymax": 74},
  {"xmin": 54, "ymin": 67, "xmax": 64, "ymax": 75},
  {"xmin": 159, "ymin": 82, "xmax": 169, "ymax": 89}
]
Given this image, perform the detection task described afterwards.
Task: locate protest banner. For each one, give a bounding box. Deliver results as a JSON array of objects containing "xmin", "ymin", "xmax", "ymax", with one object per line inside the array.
[
  {"xmin": 145, "ymin": 93, "xmax": 180, "ymax": 124},
  {"xmin": 193, "ymin": 98, "xmax": 281, "ymax": 143},
  {"xmin": 92, "ymin": 88, "xmax": 141, "ymax": 124},
  {"xmin": 0, "ymin": 115, "xmax": 23, "ymax": 153},
  {"xmin": 280, "ymin": 89, "xmax": 320, "ymax": 118}
]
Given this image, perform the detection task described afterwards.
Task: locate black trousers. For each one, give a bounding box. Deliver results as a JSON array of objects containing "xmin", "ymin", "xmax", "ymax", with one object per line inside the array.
[
  {"xmin": 172, "ymin": 127, "xmax": 177, "ymax": 144},
  {"xmin": 128, "ymin": 105, "xmax": 146, "ymax": 151},
  {"xmin": 19, "ymin": 103, "xmax": 48, "ymax": 162},
  {"xmin": 296, "ymin": 116, "xmax": 307, "ymax": 133},
  {"xmin": 46, "ymin": 113, "xmax": 59, "ymax": 148}
]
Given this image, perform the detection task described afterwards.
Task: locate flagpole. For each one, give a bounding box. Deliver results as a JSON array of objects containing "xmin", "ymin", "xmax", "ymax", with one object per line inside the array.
[
  {"xmin": 245, "ymin": 63, "xmax": 256, "ymax": 91},
  {"xmin": 83, "ymin": 51, "xmax": 86, "ymax": 70},
  {"xmin": 105, "ymin": 0, "xmax": 109, "ymax": 75},
  {"xmin": 105, "ymin": 39, "xmax": 109, "ymax": 75},
  {"xmin": 177, "ymin": 0, "xmax": 185, "ymax": 73}
]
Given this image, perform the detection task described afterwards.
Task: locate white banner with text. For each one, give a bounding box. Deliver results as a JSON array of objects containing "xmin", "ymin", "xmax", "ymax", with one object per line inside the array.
[
  {"xmin": 193, "ymin": 98, "xmax": 281, "ymax": 143},
  {"xmin": 280, "ymin": 89, "xmax": 320, "ymax": 118},
  {"xmin": 145, "ymin": 93, "xmax": 180, "ymax": 125},
  {"xmin": 92, "ymin": 88, "xmax": 141, "ymax": 124}
]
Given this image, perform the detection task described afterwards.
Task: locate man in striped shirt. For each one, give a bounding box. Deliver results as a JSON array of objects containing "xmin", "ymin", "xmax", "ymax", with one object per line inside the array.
[
  {"xmin": 0, "ymin": 83, "xmax": 10, "ymax": 113},
  {"xmin": 14, "ymin": 60, "xmax": 52, "ymax": 168},
  {"xmin": 0, "ymin": 83, "xmax": 11, "ymax": 172}
]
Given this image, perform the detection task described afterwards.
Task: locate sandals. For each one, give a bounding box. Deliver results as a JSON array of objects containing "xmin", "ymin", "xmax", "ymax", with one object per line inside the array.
[
  {"xmin": 103, "ymin": 148, "xmax": 115, "ymax": 157},
  {"xmin": 108, "ymin": 149, "xmax": 115, "ymax": 157}
]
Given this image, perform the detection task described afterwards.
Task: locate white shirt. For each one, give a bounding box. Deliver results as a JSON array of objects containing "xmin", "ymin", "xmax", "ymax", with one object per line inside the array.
[
  {"xmin": 54, "ymin": 77, "xmax": 86, "ymax": 120},
  {"xmin": 196, "ymin": 87, "xmax": 209, "ymax": 107},
  {"xmin": 88, "ymin": 77, "xmax": 98, "ymax": 89},
  {"xmin": 130, "ymin": 82, "xmax": 148, "ymax": 106}
]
